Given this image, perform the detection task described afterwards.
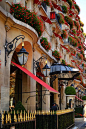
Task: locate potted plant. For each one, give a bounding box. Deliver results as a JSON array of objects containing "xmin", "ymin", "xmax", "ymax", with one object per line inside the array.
[
  {"xmin": 66, "ymin": 0, "xmax": 72, "ymax": 9},
  {"xmin": 10, "ymin": 3, "xmax": 44, "ymax": 37},
  {"xmin": 62, "ymin": 5, "xmax": 68, "ymax": 14},
  {"xmin": 65, "ymin": 86, "xmax": 76, "ymax": 108},
  {"xmin": 82, "ymin": 96, "xmax": 86, "ymax": 105},
  {"xmin": 52, "ymin": 50, "xmax": 61, "ymax": 60},
  {"xmin": 40, "ymin": 37, "xmax": 51, "ymax": 51},
  {"xmin": 62, "ymin": 30, "xmax": 68, "ymax": 39},
  {"xmin": 62, "ymin": 59, "xmax": 66, "ymax": 65},
  {"xmin": 57, "ymin": 13, "xmax": 65, "ymax": 24},
  {"xmin": 68, "ymin": 36, "xmax": 78, "ymax": 47},
  {"xmin": 74, "ymin": 21, "xmax": 80, "ymax": 30},
  {"xmin": 64, "ymin": 16, "xmax": 73, "ymax": 29},
  {"xmin": 43, "ymin": 0, "xmax": 51, "ymax": 6},
  {"xmin": 74, "ymin": 4, "xmax": 80, "ymax": 14}
]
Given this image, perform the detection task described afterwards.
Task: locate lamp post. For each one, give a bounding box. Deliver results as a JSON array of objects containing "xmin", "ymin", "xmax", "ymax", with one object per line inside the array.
[
  {"xmin": 33, "ymin": 55, "xmax": 50, "ymax": 77},
  {"xmin": 17, "ymin": 42, "xmax": 29, "ymax": 66},
  {"xmin": 42, "ymin": 61, "xmax": 50, "ymax": 77},
  {"xmin": 4, "ymin": 35, "xmax": 29, "ymax": 66}
]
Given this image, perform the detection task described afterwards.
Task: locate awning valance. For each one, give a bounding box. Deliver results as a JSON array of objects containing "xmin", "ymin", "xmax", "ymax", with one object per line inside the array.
[
  {"xmin": 11, "ymin": 61, "xmax": 59, "ymax": 94},
  {"xmin": 61, "ymin": 44, "xmax": 70, "ymax": 52},
  {"xmin": 40, "ymin": 15, "xmax": 52, "ymax": 24},
  {"xmin": 52, "ymin": 3, "xmax": 62, "ymax": 12},
  {"xmin": 54, "ymin": 32, "xmax": 62, "ymax": 40},
  {"xmin": 75, "ymin": 96, "xmax": 83, "ymax": 102},
  {"xmin": 34, "ymin": 0, "xmax": 41, "ymax": 5}
]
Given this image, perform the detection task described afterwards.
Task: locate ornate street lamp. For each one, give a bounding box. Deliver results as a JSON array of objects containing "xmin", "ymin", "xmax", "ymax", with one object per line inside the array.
[
  {"xmin": 17, "ymin": 42, "xmax": 29, "ymax": 66},
  {"xmin": 4, "ymin": 35, "xmax": 29, "ymax": 66},
  {"xmin": 42, "ymin": 61, "xmax": 50, "ymax": 77}
]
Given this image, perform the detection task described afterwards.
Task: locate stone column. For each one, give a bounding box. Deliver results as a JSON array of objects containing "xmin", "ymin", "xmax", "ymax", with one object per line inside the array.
[
  {"xmin": 53, "ymin": 76, "xmax": 59, "ymax": 106},
  {"xmin": 42, "ymin": 77, "xmax": 50, "ymax": 111}
]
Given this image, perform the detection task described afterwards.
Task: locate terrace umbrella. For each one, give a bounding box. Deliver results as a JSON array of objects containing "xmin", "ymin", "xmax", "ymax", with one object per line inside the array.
[{"xmin": 50, "ymin": 63, "xmax": 80, "ymax": 80}]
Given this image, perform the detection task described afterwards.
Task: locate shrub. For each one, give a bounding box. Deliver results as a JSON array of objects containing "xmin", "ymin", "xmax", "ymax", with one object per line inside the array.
[
  {"xmin": 40, "ymin": 37, "xmax": 51, "ymax": 51},
  {"xmin": 68, "ymin": 36, "xmax": 78, "ymax": 47},
  {"xmin": 62, "ymin": 30, "xmax": 68, "ymax": 39},
  {"xmin": 74, "ymin": 21, "xmax": 80, "ymax": 30},
  {"xmin": 62, "ymin": 59, "xmax": 66, "ymax": 65},
  {"xmin": 43, "ymin": 0, "xmax": 51, "ymax": 6},
  {"xmin": 72, "ymin": 29, "xmax": 76, "ymax": 34},
  {"xmin": 64, "ymin": 16, "xmax": 73, "ymax": 29},
  {"xmin": 66, "ymin": 0, "xmax": 72, "ymax": 9},
  {"xmin": 57, "ymin": 13, "xmax": 65, "ymax": 24},
  {"xmin": 15, "ymin": 101, "xmax": 27, "ymax": 113},
  {"xmin": 82, "ymin": 96, "xmax": 86, "ymax": 100},
  {"xmin": 62, "ymin": 5, "xmax": 68, "ymax": 14},
  {"xmin": 52, "ymin": 50, "xmax": 61, "ymax": 60},
  {"xmin": 10, "ymin": 3, "xmax": 44, "ymax": 37},
  {"xmin": 65, "ymin": 86, "xmax": 76, "ymax": 95},
  {"xmin": 74, "ymin": 4, "xmax": 80, "ymax": 14}
]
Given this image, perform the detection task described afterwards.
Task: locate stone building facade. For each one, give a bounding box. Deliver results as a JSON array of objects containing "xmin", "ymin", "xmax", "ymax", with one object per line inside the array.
[{"xmin": 0, "ymin": 0, "xmax": 86, "ymax": 112}]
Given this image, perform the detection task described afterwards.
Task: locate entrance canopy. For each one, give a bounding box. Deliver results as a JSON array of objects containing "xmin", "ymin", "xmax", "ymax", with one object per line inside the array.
[
  {"xmin": 11, "ymin": 61, "xmax": 59, "ymax": 94},
  {"xmin": 50, "ymin": 63, "xmax": 80, "ymax": 80}
]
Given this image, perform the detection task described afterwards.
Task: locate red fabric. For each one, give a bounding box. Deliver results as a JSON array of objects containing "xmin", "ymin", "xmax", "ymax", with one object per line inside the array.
[
  {"xmin": 61, "ymin": 44, "xmax": 70, "ymax": 52},
  {"xmin": 40, "ymin": 15, "xmax": 52, "ymax": 24},
  {"xmin": 62, "ymin": 0, "xmax": 66, "ymax": 1},
  {"xmin": 54, "ymin": 32, "xmax": 62, "ymax": 40},
  {"xmin": 11, "ymin": 61, "xmax": 59, "ymax": 93},
  {"xmin": 69, "ymin": 10, "xmax": 75, "ymax": 15},
  {"xmin": 71, "ymin": 53, "xmax": 76, "ymax": 56},
  {"xmin": 52, "ymin": 3, "xmax": 62, "ymax": 12},
  {"xmin": 71, "ymin": 60, "xmax": 76, "ymax": 63},
  {"xmin": 64, "ymin": 20, "xmax": 69, "ymax": 26},
  {"xmin": 75, "ymin": 96, "xmax": 83, "ymax": 102},
  {"xmin": 34, "ymin": 0, "xmax": 41, "ymax": 5}
]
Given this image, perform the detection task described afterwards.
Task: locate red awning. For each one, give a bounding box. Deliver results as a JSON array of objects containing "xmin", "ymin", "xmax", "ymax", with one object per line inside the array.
[
  {"xmin": 34, "ymin": 0, "xmax": 41, "ymax": 5},
  {"xmin": 11, "ymin": 61, "xmax": 59, "ymax": 94},
  {"xmin": 75, "ymin": 96, "xmax": 83, "ymax": 102},
  {"xmin": 64, "ymin": 20, "xmax": 69, "ymax": 26},
  {"xmin": 54, "ymin": 32, "xmax": 62, "ymax": 40},
  {"xmin": 40, "ymin": 15, "xmax": 52, "ymax": 24},
  {"xmin": 52, "ymin": 3, "xmax": 62, "ymax": 12},
  {"xmin": 60, "ymin": 44, "xmax": 70, "ymax": 52}
]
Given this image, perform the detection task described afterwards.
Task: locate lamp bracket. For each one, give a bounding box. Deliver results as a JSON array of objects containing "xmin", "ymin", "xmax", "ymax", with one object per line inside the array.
[
  {"xmin": 33, "ymin": 55, "xmax": 47, "ymax": 73},
  {"xmin": 5, "ymin": 35, "xmax": 25, "ymax": 66}
]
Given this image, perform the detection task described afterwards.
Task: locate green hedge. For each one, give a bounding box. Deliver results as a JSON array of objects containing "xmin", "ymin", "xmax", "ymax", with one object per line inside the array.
[
  {"xmin": 65, "ymin": 86, "xmax": 76, "ymax": 95},
  {"xmin": 75, "ymin": 107, "xmax": 83, "ymax": 118},
  {"xmin": 82, "ymin": 96, "xmax": 86, "ymax": 100}
]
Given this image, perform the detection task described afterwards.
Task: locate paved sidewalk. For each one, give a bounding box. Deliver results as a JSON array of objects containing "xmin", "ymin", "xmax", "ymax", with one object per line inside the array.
[{"xmin": 71, "ymin": 118, "xmax": 85, "ymax": 129}]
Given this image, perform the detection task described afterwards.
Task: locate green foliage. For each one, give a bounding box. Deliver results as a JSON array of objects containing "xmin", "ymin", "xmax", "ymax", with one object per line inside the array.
[
  {"xmin": 75, "ymin": 107, "xmax": 83, "ymax": 118},
  {"xmin": 74, "ymin": 21, "xmax": 80, "ymax": 30},
  {"xmin": 62, "ymin": 5, "xmax": 68, "ymax": 14},
  {"xmin": 65, "ymin": 86, "xmax": 76, "ymax": 95},
  {"xmin": 82, "ymin": 96, "xmax": 86, "ymax": 100},
  {"xmin": 57, "ymin": 14, "xmax": 65, "ymax": 24},
  {"xmin": 40, "ymin": 37, "xmax": 51, "ymax": 51},
  {"xmin": 64, "ymin": 16, "xmax": 73, "ymax": 29},
  {"xmin": 52, "ymin": 50, "xmax": 61, "ymax": 60},
  {"xmin": 66, "ymin": 0, "xmax": 72, "ymax": 9},
  {"xmin": 15, "ymin": 101, "xmax": 27, "ymax": 113},
  {"xmin": 74, "ymin": 4, "xmax": 80, "ymax": 13},
  {"xmin": 68, "ymin": 36, "xmax": 78, "ymax": 47},
  {"xmin": 62, "ymin": 59, "xmax": 66, "ymax": 65},
  {"xmin": 58, "ymin": 112, "xmax": 74, "ymax": 129},
  {"xmin": 10, "ymin": 4, "xmax": 44, "ymax": 37},
  {"xmin": 72, "ymin": 29, "xmax": 76, "ymax": 34}
]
